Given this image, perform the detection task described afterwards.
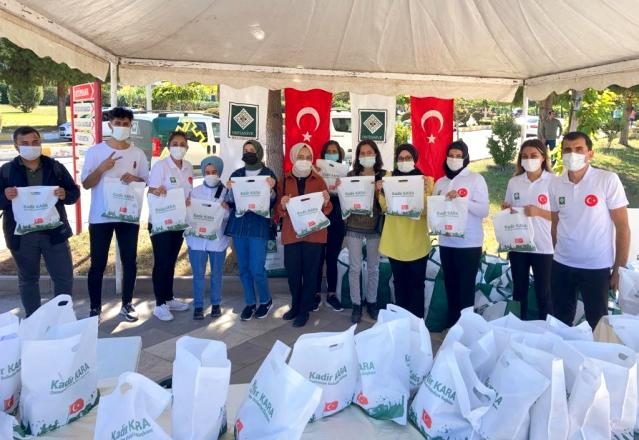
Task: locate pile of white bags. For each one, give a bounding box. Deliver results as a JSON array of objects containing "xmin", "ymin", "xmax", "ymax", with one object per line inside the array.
[
  {"xmin": 286, "ymin": 192, "xmax": 330, "ymax": 238},
  {"xmin": 0, "ymin": 312, "xmax": 20, "ymax": 415},
  {"xmin": 148, "ymin": 188, "xmax": 188, "ymax": 235},
  {"xmin": 102, "ymin": 177, "xmax": 146, "ymax": 223},
  {"xmin": 232, "ymin": 176, "xmax": 271, "ymax": 218},
  {"xmin": 336, "ymin": 176, "xmax": 375, "ymax": 219},
  {"xmin": 382, "ymin": 175, "xmax": 424, "ymax": 219},
  {"xmin": 12, "ymin": 186, "xmax": 62, "ymax": 235},
  {"xmin": 619, "ymin": 266, "xmax": 639, "ymax": 315}
]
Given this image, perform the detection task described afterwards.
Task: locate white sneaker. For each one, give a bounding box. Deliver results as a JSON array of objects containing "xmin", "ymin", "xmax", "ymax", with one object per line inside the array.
[
  {"xmin": 166, "ymin": 298, "xmax": 190, "ymax": 312},
  {"xmin": 154, "ymin": 304, "xmax": 174, "ymax": 321}
]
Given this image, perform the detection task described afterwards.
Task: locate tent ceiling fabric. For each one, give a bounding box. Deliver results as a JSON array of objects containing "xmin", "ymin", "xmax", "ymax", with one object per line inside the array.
[{"xmin": 2, "ymin": 0, "xmax": 639, "ymax": 100}]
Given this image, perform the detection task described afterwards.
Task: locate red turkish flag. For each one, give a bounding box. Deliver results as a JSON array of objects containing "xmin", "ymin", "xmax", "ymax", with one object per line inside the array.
[
  {"xmin": 410, "ymin": 97, "xmax": 454, "ymax": 180},
  {"xmin": 284, "ymin": 88, "xmax": 332, "ymax": 172}
]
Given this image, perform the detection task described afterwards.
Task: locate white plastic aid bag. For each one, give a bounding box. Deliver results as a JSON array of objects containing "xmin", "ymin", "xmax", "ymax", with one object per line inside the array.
[
  {"xmin": 382, "ymin": 175, "xmax": 424, "ymax": 219},
  {"xmin": 94, "ymin": 372, "xmax": 171, "ymax": 440},
  {"xmin": 148, "ymin": 188, "xmax": 188, "ymax": 235},
  {"xmin": 234, "ymin": 341, "xmax": 321, "ymax": 440},
  {"xmin": 440, "ymin": 308, "xmax": 491, "ymax": 352},
  {"xmin": 567, "ymin": 359, "xmax": 611, "ymax": 440},
  {"xmin": 102, "ymin": 177, "xmax": 146, "ymax": 223},
  {"xmin": 353, "ymin": 318, "xmax": 410, "ymax": 425},
  {"xmin": 19, "ymin": 295, "xmax": 99, "ymax": 436},
  {"xmin": 468, "ymin": 329, "xmax": 512, "ymax": 383},
  {"xmin": 427, "ymin": 195, "xmax": 468, "ymax": 237},
  {"xmin": 12, "ymin": 186, "xmax": 62, "ymax": 235},
  {"xmin": 377, "ymin": 304, "xmax": 433, "ymax": 396},
  {"xmin": 232, "ymin": 176, "xmax": 271, "ymax": 218},
  {"xmin": 336, "ymin": 175, "xmax": 375, "ymax": 219},
  {"xmin": 315, "ymin": 159, "xmax": 349, "ymax": 194},
  {"xmin": 619, "ymin": 268, "xmax": 639, "ymax": 315},
  {"xmin": 0, "ymin": 312, "xmax": 20, "ymax": 414},
  {"xmin": 409, "ymin": 341, "xmax": 495, "ymax": 439},
  {"xmin": 492, "ymin": 208, "xmax": 536, "ymax": 252},
  {"xmin": 184, "ymin": 198, "xmax": 227, "ymax": 241},
  {"xmin": 172, "ymin": 336, "xmax": 231, "ymax": 440},
  {"xmin": 288, "ymin": 325, "xmax": 358, "ymax": 421},
  {"xmin": 0, "ymin": 411, "xmax": 18, "ymax": 439},
  {"xmin": 544, "ymin": 314, "xmax": 593, "ymax": 341},
  {"xmin": 608, "ymin": 314, "xmax": 639, "ymax": 351},
  {"xmin": 286, "ymin": 192, "xmax": 330, "ymax": 238}
]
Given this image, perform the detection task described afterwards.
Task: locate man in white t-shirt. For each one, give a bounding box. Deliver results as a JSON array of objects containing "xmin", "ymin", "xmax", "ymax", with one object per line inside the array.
[
  {"xmin": 81, "ymin": 107, "xmax": 149, "ymax": 322},
  {"xmin": 549, "ymin": 131, "xmax": 630, "ymax": 329}
]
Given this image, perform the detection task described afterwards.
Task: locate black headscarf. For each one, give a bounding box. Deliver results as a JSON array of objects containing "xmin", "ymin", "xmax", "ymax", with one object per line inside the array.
[
  {"xmin": 393, "ymin": 143, "xmax": 423, "ymax": 176},
  {"xmin": 443, "ymin": 140, "xmax": 470, "ymax": 180}
]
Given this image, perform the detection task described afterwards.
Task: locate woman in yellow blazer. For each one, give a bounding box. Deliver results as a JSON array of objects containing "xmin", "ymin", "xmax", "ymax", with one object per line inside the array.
[{"xmin": 379, "ymin": 143, "xmax": 433, "ymax": 318}]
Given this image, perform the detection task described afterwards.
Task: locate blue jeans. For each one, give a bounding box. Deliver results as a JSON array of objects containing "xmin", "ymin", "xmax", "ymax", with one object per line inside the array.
[
  {"xmin": 188, "ymin": 249, "xmax": 226, "ymax": 308},
  {"xmin": 232, "ymin": 236, "xmax": 271, "ymax": 306}
]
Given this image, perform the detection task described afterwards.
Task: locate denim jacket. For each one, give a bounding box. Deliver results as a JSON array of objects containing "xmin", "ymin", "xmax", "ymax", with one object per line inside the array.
[{"xmin": 224, "ymin": 166, "xmax": 277, "ymax": 240}]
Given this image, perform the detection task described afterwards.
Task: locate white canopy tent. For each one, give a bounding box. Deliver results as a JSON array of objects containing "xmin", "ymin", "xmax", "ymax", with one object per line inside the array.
[{"xmin": 2, "ymin": 0, "xmax": 639, "ymax": 102}]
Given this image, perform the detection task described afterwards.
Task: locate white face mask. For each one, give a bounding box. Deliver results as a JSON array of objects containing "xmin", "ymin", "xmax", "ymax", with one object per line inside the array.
[
  {"xmin": 19, "ymin": 145, "xmax": 42, "ymax": 161},
  {"xmin": 446, "ymin": 157, "xmax": 464, "ymax": 172},
  {"xmin": 521, "ymin": 158, "xmax": 542, "ymax": 173},
  {"xmin": 359, "ymin": 156, "xmax": 376, "ymax": 169},
  {"xmin": 111, "ymin": 126, "xmax": 131, "ymax": 141},
  {"xmin": 563, "ymin": 152, "xmax": 587, "ymax": 172},
  {"xmin": 204, "ymin": 174, "xmax": 220, "ymax": 187},
  {"xmin": 293, "ymin": 159, "xmax": 312, "ymax": 175},
  {"xmin": 397, "ymin": 160, "xmax": 415, "ymax": 173},
  {"xmin": 170, "ymin": 146, "xmax": 187, "ymax": 161}
]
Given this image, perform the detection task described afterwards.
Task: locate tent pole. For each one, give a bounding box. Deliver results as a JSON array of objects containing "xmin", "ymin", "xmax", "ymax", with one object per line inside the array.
[
  {"xmin": 109, "ymin": 60, "xmax": 123, "ymax": 296},
  {"xmin": 145, "ymin": 84, "xmax": 153, "ymax": 111},
  {"xmin": 110, "ymin": 61, "xmax": 118, "ymax": 108},
  {"xmin": 521, "ymin": 85, "xmax": 529, "ymax": 144}
]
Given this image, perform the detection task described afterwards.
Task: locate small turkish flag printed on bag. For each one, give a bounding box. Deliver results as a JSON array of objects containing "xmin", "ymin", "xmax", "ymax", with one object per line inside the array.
[
  {"xmin": 308, "ymin": 220, "xmax": 316, "ymax": 227},
  {"xmin": 235, "ymin": 419, "xmax": 244, "ymax": 433},
  {"xmin": 356, "ymin": 392, "xmax": 369, "ymax": 405},
  {"xmin": 165, "ymin": 219, "xmax": 173, "ymax": 225},
  {"xmin": 248, "ymin": 203, "xmax": 256, "ymax": 209},
  {"xmin": 69, "ymin": 398, "xmax": 85, "ymax": 415},
  {"xmin": 198, "ymin": 227, "xmax": 207, "ymax": 233},
  {"xmin": 401, "ymin": 203, "xmax": 409, "ymax": 211},
  {"xmin": 324, "ymin": 400, "xmax": 339, "ymax": 412},
  {"xmin": 410, "ymin": 96, "xmax": 454, "ymax": 180},
  {"xmin": 445, "ymin": 224, "xmax": 453, "ymax": 231},
  {"xmin": 421, "ymin": 410, "xmax": 433, "ymax": 428},
  {"xmin": 515, "ymin": 237, "xmax": 524, "ymax": 244},
  {"xmin": 34, "ymin": 217, "xmax": 44, "ymax": 224},
  {"xmin": 119, "ymin": 207, "xmax": 127, "ymax": 213},
  {"xmin": 4, "ymin": 395, "xmax": 15, "ymax": 411},
  {"xmin": 354, "ymin": 203, "xmax": 361, "ymax": 209}
]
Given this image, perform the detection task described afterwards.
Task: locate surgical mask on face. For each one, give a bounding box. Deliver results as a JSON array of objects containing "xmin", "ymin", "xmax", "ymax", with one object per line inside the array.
[
  {"xmin": 204, "ymin": 174, "xmax": 220, "ymax": 187},
  {"xmin": 397, "ymin": 160, "xmax": 415, "ymax": 173},
  {"xmin": 19, "ymin": 145, "xmax": 42, "ymax": 161},
  {"xmin": 324, "ymin": 153, "xmax": 340, "ymax": 162},
  {"xmin": 359, "ymin": 156, "xmax": 376, "ymax": 169},
  {"xmin": 169, "ymin": 146, "xmax": 187, "ymax": 161},
  {"xmin": 446, "ymin": 157, "xmax": 464, "ymax": 171},
  {"xmin": 521, "ymin": 158, "xmax": 541, "ymax": 173},
  {"xmin": 563, "ymin": 152, "xmax": 587, "ymax": 172},
  {"xmin": 111, "ymin": 126, "xmax": 131, "ymax": 141},
  {"xmin": 293, "ymin": 159, "xmax": 312, "ymax": 175}
]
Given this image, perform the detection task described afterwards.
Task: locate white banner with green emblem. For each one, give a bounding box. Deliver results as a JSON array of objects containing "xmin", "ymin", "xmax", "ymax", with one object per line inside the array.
[
  {"xmin": 219, "ymin": 85, "xmax": 269, "ymax": 182},
  {"xmin": 350, "ymin": 93, "xmax": 396, "ymax": 171}
]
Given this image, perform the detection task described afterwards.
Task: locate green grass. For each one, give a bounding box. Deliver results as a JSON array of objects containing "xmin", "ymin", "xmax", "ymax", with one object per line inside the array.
[{"xmin": 0, "ymin": 104, "xmax": 70, "ymax": 140}]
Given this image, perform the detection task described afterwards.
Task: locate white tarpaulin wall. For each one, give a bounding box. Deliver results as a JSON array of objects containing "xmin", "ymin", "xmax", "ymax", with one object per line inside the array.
[{"xmin": 1, "ymin": 0, "xmax": 639, "ymax": 100}]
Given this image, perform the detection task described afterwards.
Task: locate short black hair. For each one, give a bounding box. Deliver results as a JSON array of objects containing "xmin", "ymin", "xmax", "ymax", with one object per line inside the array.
[
  {"xmin": 562, "ymin": 131, "xmax": 593, "ymax": 150},
  {"xmin": 13, "ymin": 126, "xmax": 41, "ymax": 143},
  {"xmin": 108, "ymin": 107, "xmax": 134, "ymax": 121},
  {"xmin": 167, "ymin": 131, "xmax": 188, "ymax": 145}
]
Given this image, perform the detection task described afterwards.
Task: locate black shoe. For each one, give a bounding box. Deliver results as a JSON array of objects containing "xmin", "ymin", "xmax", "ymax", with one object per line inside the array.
[
  {"xmin": 293, "ymin": 312, "xmax": 309, "ymax": 327},
  {"xmin": 351, "ymin": 305, "xmax": 362, "ymax": 324},
  {"xmin": 311, "ymin": 295, "xmax": 321, "ymax": 312},
  {"xmin": 326, "ymin": 295, "xmax": 343, "ymax": 312},
  {"xmin": 193, "ymin": 307, "xmax": 204, "ymax": 320},
  {"xmin": 119, "ymin": 303, "xmax": 139, "ymax": 322},
  {"xmin": 282, "ymin": 309, "xmax": 298, "ymax": 321},
  {"xmin": 89, "ymin": 307, "xmax": 101, "ymax": 323},
  {"xmin": 210, "ymin": 305, "xmax": 222, "ymax": 318},
  {"xmin": 255, "ymin": 299, "xmax": 273, "ymax": 319},
  {"xmin": 240, "ymin": 305, "xmax": 256, "ymax": 321},
  {"xmin": 366, "ymin": 301, "xmax": 379, "ymax": 320}
]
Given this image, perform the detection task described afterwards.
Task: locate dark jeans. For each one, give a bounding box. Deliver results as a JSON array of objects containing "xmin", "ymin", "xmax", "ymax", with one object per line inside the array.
[
  {"xmin": 87, "ymin": 222, "xmax": 139, "ymax": 309},
  {"xmin": 551, "ymin": 260, "xmax": 610, "ymax": 329},
  {"xmin": 284, "ymin": 242, "xmax": 323, "ymax": 315},
  {"xmin": 316, "ymin": 217, "xmax": 345, "ymax": 294},
  {"xmin": 440, "ymin": 246, "xmax": 482, "ymax": 328},
  {"xmin": 389, "ymin": 256, "xmax": 427, "ymax": 318},
  {"xmin": 546, "ymin": 139, "xmax": 557, "ymax": 150},
  {"xmin": 509, "ymin": 251, "xmax": 553, "ymax": 320},
  {"xmin": 10, "ymin": 232, "xmax": 73, "ymax": 317},
  {"xmin": 150, "ymin": 228, "xmax": 184, "ymax": 306}
]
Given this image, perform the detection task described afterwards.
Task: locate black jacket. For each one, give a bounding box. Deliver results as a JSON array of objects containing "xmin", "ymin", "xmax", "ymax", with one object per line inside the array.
[{"xmin": 0, "ymin": 156, "xmax": 80, "ymax": 250}]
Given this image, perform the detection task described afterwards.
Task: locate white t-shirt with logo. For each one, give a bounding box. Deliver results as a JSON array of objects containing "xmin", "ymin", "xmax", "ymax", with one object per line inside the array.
[
  {"xmin": 504, "ymin": 170, "xmax": 555, "ymax": 254},
  {"xmin": 549, "ymin": 166, "xmax": 628, "ymax": 269},
  {"xmin": 148, "ymin": 156, "xmax": 193, "ymax": 198},
  {"xmin": 81, "ymin": 142, "xmax": 150, "ymax": 224},
  {"xmin": 433, "ymin": 167, "xmax": 489, "ymax": 248}
]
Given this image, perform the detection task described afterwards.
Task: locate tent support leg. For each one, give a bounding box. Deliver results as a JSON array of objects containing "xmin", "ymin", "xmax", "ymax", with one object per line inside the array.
[{"xmin": 521, "ymin": 85, "xmax": 529, "ymax": 144}]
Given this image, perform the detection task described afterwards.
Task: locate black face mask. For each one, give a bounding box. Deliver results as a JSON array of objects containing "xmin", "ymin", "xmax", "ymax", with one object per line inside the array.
[{"xmin": 242, "ymin": 152, "xmax": 258, "ymax": 165}]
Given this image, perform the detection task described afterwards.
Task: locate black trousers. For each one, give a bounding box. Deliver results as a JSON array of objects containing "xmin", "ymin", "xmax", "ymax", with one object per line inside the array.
[
  {"xmin": 389, "ymin": 256, "xmax": 427, "ymax": 318},
  {"xmin": 150, "ymin": 228, "xmax": 185, "ymax": 306},
  {"xmin": 285, "ymin": 242, "xmax": 323, "ymax": 315},
  {"xmin": 551, "ymin": 260, "xmax": 610, "ymax": 329},
  {"xmin": 88, "ymin": 222, "xmax": 140, "ymax": 309},
  {"xmin": 509, "ymin": 251, "xmax": 553, "ymax": 320},
  {"xmin": 316, "ymin": 217, "xmax": 345, "ymax": 294},
  {"xmin": 440, "ymin": 246, "xmax": 482, "ymax": 328}
]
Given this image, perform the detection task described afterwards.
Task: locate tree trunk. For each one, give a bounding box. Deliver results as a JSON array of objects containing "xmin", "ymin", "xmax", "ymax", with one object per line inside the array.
[
  {"xmin": 568, "ymin": 90, "xmax": 584, "ymax": 132},
  {"xmin": 56, "ymin": 82, "xmax": 67, "ymax": 126},
  {"xmin": 265, "ymin": 89, "xmax": 284, "ymax": 179},
  {"xmin": 537, "ymin": 92, "xmax": 556, "ymax": 144},
  {"xmin": 619, "ymin": 92, "xmax": 634, "ymax": 146}
]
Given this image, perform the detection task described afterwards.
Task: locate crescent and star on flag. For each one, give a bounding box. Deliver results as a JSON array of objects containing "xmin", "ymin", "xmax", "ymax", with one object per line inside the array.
[
  {"xmin": 296, "ymin": 107, "xmax": 320, "ymax": 144},
  {"xmin": 421, "ymin": 109, "xmax": 444, "ymax": 144}
]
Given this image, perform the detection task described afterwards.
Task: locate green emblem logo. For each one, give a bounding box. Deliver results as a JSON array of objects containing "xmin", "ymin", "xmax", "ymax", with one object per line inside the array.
[
  {"xmin": 513, "ymin": 192, "xmax": 520, "ymax": 201},
  {"xmin": 358, "ymin": 110, "xmax": 386, "ymax": 142},
  {"xmin": 169, "ymin": 177, "xmax": 177, "ymax": 184},
  {"xmin": 559, "ymin": 196, "xmax": 566, "ymax": 206},
  {"xmin": 229, "ymin": 103, "xmax": 258, "ymax": 139}
]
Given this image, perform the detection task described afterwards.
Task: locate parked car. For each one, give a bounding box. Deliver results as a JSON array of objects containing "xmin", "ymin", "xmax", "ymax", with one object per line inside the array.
[
  {"xmin": 58, "ymin": 108, "xmax": 112, "ymax": 140},
  {"xmin": 330, "ymin": 110, "xmax": 353, "ymax": 163}
]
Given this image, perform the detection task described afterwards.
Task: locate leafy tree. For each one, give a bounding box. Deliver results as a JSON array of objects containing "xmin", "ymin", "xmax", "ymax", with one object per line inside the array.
[
  {"xmin": 487, "ymin": 115, "xmax": 520, "ymax": 170},
  {"xmin": 395, "ymin": 123, "xmax": 410, "ymax": 147},
  {"xmin": 152, "ymin": 82, "xmax": 213, "ymax": 110},
  {"xmin": 601, "ymin": 117, "xmax": 622, "ymax": 149},
  {"xmin": 8, "ymin": 83, "xmax": 43, "ymax": 112},
  {"xmin": 576, "ymin": 88, "xmax": 620, "ymax": 138},
  {"xmin": 332, "ymin": 92, "xmax": 349, "ymax": 110}
]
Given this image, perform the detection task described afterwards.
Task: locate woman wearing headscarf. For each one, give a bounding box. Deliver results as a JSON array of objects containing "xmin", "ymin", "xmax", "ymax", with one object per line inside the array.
[
  {"xmin": 379, "ymin": 143, "xmax": 434, "ymax": 318},
  {"xmin": 433, "ymin": 140, "xmax": 489, "ymax": 328},
  {"xmin": 276, "ymin": 143, "xmax": 332, "ymax": 327},
  {"xmin": 225, "ymin": 140, "xmax": 277, "ymax": 322}
]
